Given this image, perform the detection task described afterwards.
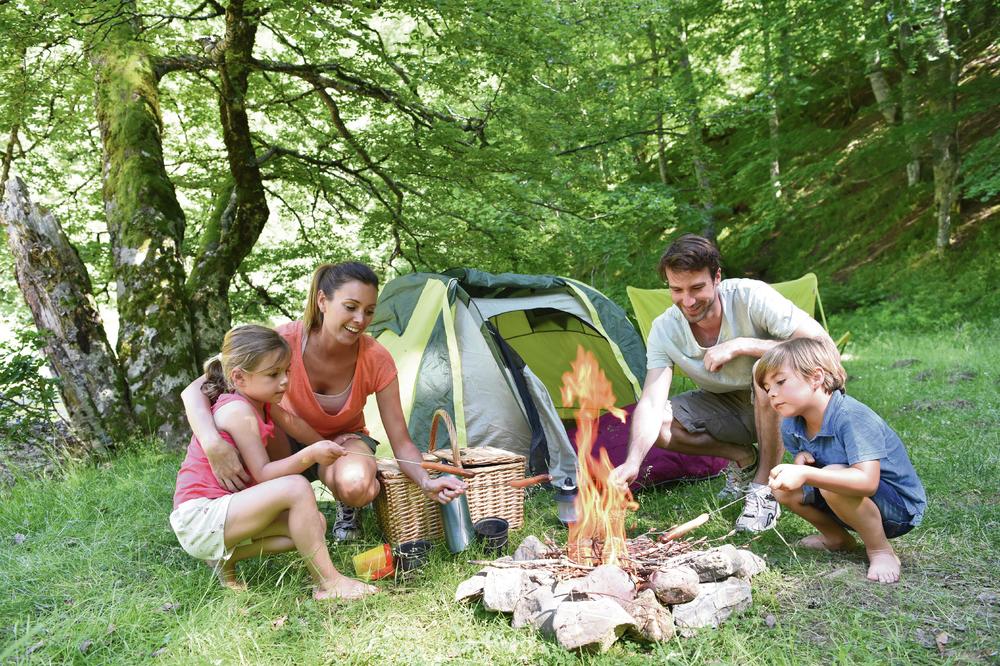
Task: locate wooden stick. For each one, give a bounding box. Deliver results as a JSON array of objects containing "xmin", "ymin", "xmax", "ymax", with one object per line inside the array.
[
  {"xmin": 659, "ymin": 512, "xmax": 710, "ymax": 542},
  {"xmin": 509, "ymin": 474, "xmax": 551, "ymax": 488},
  {"xmin": 419, "ymin": 461, "xmax": 477, "ymax": 478}
]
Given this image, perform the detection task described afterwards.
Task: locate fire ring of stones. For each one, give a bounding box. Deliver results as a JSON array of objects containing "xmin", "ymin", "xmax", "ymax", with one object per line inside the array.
[{"xmin": 455, "ymin": 535, "xmax": 767, "ymax": 653}]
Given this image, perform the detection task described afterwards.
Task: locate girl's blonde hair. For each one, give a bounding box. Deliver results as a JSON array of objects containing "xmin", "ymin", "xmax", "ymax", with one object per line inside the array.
[
  {"xmin": 754, "ymin": 337, "xmax": 847, "ymax": 394},
  {"xmin": 302, "ymin": 262, "xmax": 379, "ymax": 332},
  {"xmin": 202, "ymin": 325, "xmax": 291, "ymax": 403}
]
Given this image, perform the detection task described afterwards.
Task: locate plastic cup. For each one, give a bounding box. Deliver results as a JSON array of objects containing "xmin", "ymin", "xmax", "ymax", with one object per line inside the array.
[
  {"xmin": 473, "ymin": 517, "xmax": 509, "ymax": 555},
  {"xmin": 352, "ymin": 544, "xmax": 394, "ymax": 580},
  {"xmin": 394, "ymin": 540, "xmax": 432, "ymax": 573}
]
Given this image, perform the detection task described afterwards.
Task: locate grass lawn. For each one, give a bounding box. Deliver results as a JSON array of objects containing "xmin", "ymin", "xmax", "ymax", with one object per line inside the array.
[{"xmin": 2, "ymin": 325, "xmax": 998, "ymax": 664}]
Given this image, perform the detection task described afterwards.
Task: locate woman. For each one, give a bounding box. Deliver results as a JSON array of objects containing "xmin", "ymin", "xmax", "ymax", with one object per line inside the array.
[{"xmin": 182, "ymin": 262, "xmax": 466, "ymax": 541}]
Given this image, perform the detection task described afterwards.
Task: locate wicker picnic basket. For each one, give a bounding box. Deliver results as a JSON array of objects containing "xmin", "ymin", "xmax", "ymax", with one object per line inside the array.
[{"xmin": 374, "ymin": 409, "xmax": 527, "ymax": 545}]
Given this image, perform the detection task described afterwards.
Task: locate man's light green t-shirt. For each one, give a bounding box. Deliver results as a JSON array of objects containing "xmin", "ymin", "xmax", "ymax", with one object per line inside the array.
[{"xmin": 646, "ymin": 278, "xmax": 810, "ymax": 393}]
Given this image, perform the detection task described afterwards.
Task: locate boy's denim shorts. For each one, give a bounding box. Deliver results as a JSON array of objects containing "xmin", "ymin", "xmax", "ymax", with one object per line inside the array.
[{"xmin": 801, "ymin": 479, "xmax": 917, "ymax": 539}]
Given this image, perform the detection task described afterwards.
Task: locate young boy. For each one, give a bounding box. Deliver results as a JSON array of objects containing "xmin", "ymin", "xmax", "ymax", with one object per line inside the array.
[{"xmin": 753, "ymin": 337, "xmax": 926, "ymax": 583}]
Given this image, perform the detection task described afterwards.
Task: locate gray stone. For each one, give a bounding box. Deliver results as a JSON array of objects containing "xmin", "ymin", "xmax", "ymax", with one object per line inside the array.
[
  {"xmin": 513, "ymin": 535, "xmax": 551, "ymax": 561},
  {"xmin": 546, "ymin": 598, "xmax": 637, "ymax": 652},
  {"xmin": 454, "ymin": 569, "xmax": 489, "ymax": 603},
  {"xmin": 619, "ymin": 589, "xmax": 676, "ymax": 642},
  {"xmin": 483, "ymin": 567, "xmax": 535, "ymax": 613},
  {"xmin": 734, "ymin": 549, "xmax": 767, "ymax": 579},
  {"xmin": 512, "ymin": 584, "xmax": 560, "ymax": 630},
  {"xmin": 553, "ymin": 564, "xmax": 635, "ymax": 602},
  {"xmin": 687, "ymin": 544, "xmax": 741, "ymax": 582},
  {"xmin": 672, "ymin": 578, "xmax": 753, "ymax": 635},
  {"xmin": 647, "ymin": 565, "xmax": 700, "ymax": 605}
]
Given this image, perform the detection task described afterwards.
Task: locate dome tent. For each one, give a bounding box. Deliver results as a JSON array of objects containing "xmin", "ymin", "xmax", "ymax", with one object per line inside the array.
[{"xmin": 361, "ymin": 268, "xmax": 646, "ymax": 487}]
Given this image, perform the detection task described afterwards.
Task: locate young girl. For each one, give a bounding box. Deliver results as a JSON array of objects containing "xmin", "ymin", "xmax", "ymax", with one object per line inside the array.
[
  {"xmin": 170, "ymin": 324, "xmax": 378, "ymax": 600},
  {"xmin": 754, "ymin": 337, "xmax": 926, "ymax": 584}
]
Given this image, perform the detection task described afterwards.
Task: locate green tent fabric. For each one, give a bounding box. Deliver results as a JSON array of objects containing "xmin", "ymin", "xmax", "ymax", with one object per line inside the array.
[{"xmin": 361, "ymin": 269, "xmax": 647, "ymax": 487}]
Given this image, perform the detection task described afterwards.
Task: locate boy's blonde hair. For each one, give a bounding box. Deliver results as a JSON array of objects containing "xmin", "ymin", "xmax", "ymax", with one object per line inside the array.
[
  {"xmin": 754, "ymin": 337, "xmax": 846, "ymax": 394},
  {"xmin": 202, "ymin": 325, "xmax": 291, "ymax": 403}
]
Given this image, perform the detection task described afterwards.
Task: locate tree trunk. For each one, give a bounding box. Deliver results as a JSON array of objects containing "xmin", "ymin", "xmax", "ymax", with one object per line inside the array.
[
  {"xmin": 761, "ymin": 0, "xmax": 783, "ymax": 203},
  {"xmin": 864, "ymin": 0, "xmax": 899, "ymax": 125},
  {"xmin": 646, "ymin": 27, "xmax": 669, "ymax": 186},
  {"xmin": 89, "ymin": 4, "xmax": 199, "ymax": 445},
  {"xmin": 185, "ymin": 0, "xmax": 271, "ymax": 364},
  {"xmin": 895, "ymin": 3, "xmax": 923, "ymax": 185},
  {"xmin": 926, "ymin": 5, "xmax": 960, "ymax": 250},
  {"xmin": 674, "ymin": 19, "xmax": 716, "ymax": 240},
  {"xmin": 2, "ymin": 177, "xmax": 135, "ymax": 451}
]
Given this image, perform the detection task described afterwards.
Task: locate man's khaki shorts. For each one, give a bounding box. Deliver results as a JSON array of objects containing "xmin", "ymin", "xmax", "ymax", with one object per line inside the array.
[{"xmin": 670, "ymin": 389, "xmax": 757, "ymax": 446}]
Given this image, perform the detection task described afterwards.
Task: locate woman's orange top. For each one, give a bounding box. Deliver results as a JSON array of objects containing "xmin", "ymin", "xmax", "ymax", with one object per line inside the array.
[{"xmin": 275, "ymin": 320, "xmax": 397, "ymax": 438}]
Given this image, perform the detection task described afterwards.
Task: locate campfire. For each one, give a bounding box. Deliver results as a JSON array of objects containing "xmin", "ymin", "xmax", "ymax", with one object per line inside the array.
[{"xmin": 454, "ymin": 348, "xmax": 768, "ymax": 652}]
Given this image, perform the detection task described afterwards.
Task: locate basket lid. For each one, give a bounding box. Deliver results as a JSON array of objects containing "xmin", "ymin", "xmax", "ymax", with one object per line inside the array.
[{"xmin": 433, "ymin": 446, "xmax": 525, "ymax": 467}]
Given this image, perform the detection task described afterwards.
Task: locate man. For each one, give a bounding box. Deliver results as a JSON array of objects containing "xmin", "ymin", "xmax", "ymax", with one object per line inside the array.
[{"xmin": 611, "ymin": 234, "xmax": 832, "ymax": 532}]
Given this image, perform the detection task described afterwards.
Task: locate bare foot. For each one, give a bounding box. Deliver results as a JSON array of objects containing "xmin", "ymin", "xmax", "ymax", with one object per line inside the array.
[
  {"xmin": 206, "ymin": 559, "xmax": 246, "ymax": 592},
  {"xmin": 313, "ymin": 575, "xmax": 379, "ymax": 601},
  {"xmin": 797, "ymin": 533, "xmax": 857, "ymax": 551},
  {"xmin": 866, "ymin": 548, "xmax": 901, "ymax": 584}
]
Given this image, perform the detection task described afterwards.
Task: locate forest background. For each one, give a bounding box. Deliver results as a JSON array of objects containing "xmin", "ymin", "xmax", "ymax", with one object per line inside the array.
[{"xmin": 0, "ymin": 0, "xmax": 997, "ymax": 454}]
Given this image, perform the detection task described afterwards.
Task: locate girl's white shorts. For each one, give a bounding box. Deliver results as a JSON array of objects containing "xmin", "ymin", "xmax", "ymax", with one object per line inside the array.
[{"xmin": 170, "ymin": 496, "xmax": 248, "ymax": 562}]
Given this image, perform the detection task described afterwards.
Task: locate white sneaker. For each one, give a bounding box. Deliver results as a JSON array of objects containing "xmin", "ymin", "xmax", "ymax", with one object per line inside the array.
[
  {"xmin": 332, "ymin": 503, "xmax": 362, "ymax": 542},
  {"xmin": 734, "ymin": 484, "xmax": 780, "ymax": 533}
]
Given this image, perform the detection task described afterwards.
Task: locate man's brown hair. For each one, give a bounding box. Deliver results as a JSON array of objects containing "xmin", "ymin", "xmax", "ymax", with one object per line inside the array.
[{"xmin": 658, "ymin": 234, "xmax": 722, "ymax": 282}]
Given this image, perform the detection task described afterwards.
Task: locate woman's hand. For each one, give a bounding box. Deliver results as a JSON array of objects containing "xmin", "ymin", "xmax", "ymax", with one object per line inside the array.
[
  {"xmin": 202, "ymin": 437, "xmax": 251, "ymax": 491},
  {"xmin": 420, "ymin": 475, "xmax": 468, "ymax": 505}
]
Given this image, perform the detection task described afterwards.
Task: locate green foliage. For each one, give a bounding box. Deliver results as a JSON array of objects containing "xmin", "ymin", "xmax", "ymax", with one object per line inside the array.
[
  {"xmin": 962, "ymin": 129, "xmax": 1000, "ymax": 202},
  {"xmin": 0, "ymin": 330, "xmax": 60, "ymax": 443}
]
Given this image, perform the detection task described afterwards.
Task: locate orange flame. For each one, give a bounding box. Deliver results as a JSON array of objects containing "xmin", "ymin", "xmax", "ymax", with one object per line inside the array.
[{"xmin": 561, "ymin": 346, "xmax": 633, "ymax": 566}]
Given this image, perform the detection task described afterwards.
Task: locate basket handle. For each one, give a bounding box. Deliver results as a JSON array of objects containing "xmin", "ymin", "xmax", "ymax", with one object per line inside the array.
[{"xmin": 428, "ymin": 409, "xmax": 462, "ymax": 469}]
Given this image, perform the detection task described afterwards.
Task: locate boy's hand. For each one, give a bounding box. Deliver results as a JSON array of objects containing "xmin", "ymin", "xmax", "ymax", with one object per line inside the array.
[
  {"xmin": 309, "ymin": 440, "xmax": 348, "ymax": 466},
  {"xmin": 769, "ymin": 463, "xmax": 810, "ymax": 491},
  {"xmin": 793, "ymin": 451, "xmax": 816, "ymax": 466}
]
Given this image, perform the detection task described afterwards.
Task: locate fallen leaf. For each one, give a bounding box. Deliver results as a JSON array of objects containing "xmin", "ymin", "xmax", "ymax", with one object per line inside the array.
[
  {"xmin": 159, "ymin": 602, "xmax": 181, "ymax": 613},
  {"xmin": 764, "ymin": 614, "xmax": 777, "ymax": 628},
  {"xmin": 13, "ymin": 533, "xmax": 26, "ymax": 545},
  {"xmin": 936, "ymin": 631, "xmax": 951, "ymax": 655},
  {"xmin": 79, "ymin": 639, "xmax": 93, "ymax": 654},
  {"xmin": 26, "ymin": 642, "xmax": 44, "ymax": 656},
  {"xmin": 106, "ymin": 623, "xmax": 117, "ymax": 635},
  {"xmin": 151, "ymin": 647, "xmax": 167, "ymax": 658},
  {"xmin": 271, "ymin": 615, "xmax": 287, "ymax": 629}
]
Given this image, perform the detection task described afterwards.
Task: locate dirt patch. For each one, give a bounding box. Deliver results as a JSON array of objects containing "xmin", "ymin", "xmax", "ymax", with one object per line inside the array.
[
  {"xmin": 0, "ymin": 420, "xmax": 83, "ymax": 487},
  {"xmin": 891, "ymin": 359, "xmax": 920, "ymax": 369},
  {"xmin": 901, "ymin": 399, "xmax": 976, "ymax": 413},
  {"xmin": 947, "ymin": 370, "xmax": 977, "ymax": 384},
  {"xmin": 914, "ymin": 370, "xmax": 934, "ymax": 382}
]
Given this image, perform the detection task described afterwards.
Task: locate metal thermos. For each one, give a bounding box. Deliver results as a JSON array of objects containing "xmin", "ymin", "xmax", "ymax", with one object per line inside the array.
[
  {"xmin": 439, "ymin": 473, "xmax": 475, "ymax": 553},
  {"xmin": 555, "ymin": 478, "xmax": 578, "ymax": 526}
]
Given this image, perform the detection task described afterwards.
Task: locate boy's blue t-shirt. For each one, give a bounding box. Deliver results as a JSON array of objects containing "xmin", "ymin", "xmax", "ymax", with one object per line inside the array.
[{"xmin": 781, "ymin": 391, "xmax": 927, "ymax": 524}]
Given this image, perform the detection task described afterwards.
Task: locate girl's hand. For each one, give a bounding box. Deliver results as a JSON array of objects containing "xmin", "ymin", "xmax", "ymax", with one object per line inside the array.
[
  {"xmin": 769, "ymin": 463, "xmax": 809, "ymax": 492},
  {"xmin": 421, "ymin": 476, "xmax": 468, "ymax": 505},
  {"xmin": 203, "ymin": 436, "xmax": 250, "ymax": 491},
  {"xmin": 309, "ymin": 440, "xmax": 348, "ymax": 466},
  {"xmin": 793, "ymin": 451, "xmax": 816, "ymax": 466}
]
